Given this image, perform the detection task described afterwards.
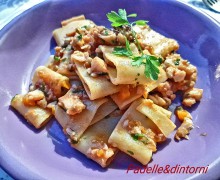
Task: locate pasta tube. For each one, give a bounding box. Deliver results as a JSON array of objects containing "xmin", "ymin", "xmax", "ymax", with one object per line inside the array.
[
  {"xmin": 71, "ymin": 111, "xmax": 121, "ymax": 167},
  {"xmin": 136, "ymin": 99, "xmax": 176, "ymax": 137},
  {"xmin": 11, "ymin": 94, "xmax": 52, "ymax": 129}
]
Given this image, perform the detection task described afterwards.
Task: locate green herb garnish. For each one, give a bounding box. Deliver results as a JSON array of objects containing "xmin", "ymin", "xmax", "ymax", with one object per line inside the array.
[
  {"xmin": 104, "ymin": 29, "xmax": 109, "ymax": 35},
  {"xmin": 174, "ymin": 58, "xmax": 180, "ymax": 66},
  {"xmin": 77, "ymin": 34, "xmax": 82, "ymax": 41},
  {"xmin": 62, "ymin": 58, "xmax": 67, "ymax": 62},
  {"xmin": 127, "ymin": 150, "xmax": 134, "ymax": 155},
  {"xmin": 106, "ymin": 9, "xmax": 147, "ymax": 27},
  {"xmin": 112, "ymin": 39, "xmax": 133, "ymax": 57},
  {"xmin": 54, "ymin": 56, "xmax": 60, "ymax": 61},
  {"xmin": 107, "ymin": 9, "xmax": 131, "ymax": 27},
  {"xmin": 131, "ymin": 133, "xmax": 145, "ymax": 141},
  {"xmin": 144, "ymin": 55, "xmax": 162, "ymax": 80},
  {"xmin": 112, "ymin": 39, "xmax": 162, "ymax": 80},
  {"xmin": 107, "ymin": 9, "xmax": 161, "ymax": 80},
  {"xmin": 135, "ymin": 20, "xmax": 148, "ymax": 26},
  {"xmin": 131, "ymin": 133, "xmax": 149, "ymax": 144},
  {"xmin": 81, "ymin": 25, "xmax": 88, "ymax": 29}
]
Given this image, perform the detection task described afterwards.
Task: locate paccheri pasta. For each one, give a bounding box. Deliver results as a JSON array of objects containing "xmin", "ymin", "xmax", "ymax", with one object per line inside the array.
[{"xmin": 11, "ymin": 9, "xmax": 203, "ymax": 167}]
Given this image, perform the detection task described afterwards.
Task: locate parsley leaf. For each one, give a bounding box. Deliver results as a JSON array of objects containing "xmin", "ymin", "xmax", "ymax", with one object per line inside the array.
[
  {"xmin": 131, "ymin": 133, "xmax": 145, "ymax": 141},
  {"xmin": 81, "ymin": 25, "xmax": 88, "ymax": 29},
  {"xmin": 174, "ymin": 58, "xmax": 180, "ymax": 65},
  {"xmin": 106, "ymin": 9, "xmax": 138, "ymax": 27},
  {"xmin": 62, "ymin": 58, "xmax": 67, "ymax": 62},
  {"xmin": 145, "ymin": 55, "xmax": 161, "ymax": 80},
  {"xmin": 106, "ymin": 10, "xmax": 128, "ymax": 27},
  {"xmin": 113, "ymin": 39, "xmax": 133, "ymax": 57},
  {"xmin": 118, "ymin": 9, "xmax": 127, "ymax": 21},
  {"xmin": 132, "ymin": 54, "xmax": 162, "ymax": 80},
  {"xmin": 131, "ymin": 56, "xmax": 145, "ymax": 66},
  {"xmin": 112, "ymin": 38, "xmax": 162, "ymax": 80},
  {"xmin": 103, "ymin": 29, "xmax": 109, "ymax": 35},
  {"xmin": 54, "ymin": 56, "xmax": 60, "ymax": 61},
  {"xmin": 127, "ymin": 13, "xmax": 137, "ymax": 18},
  {"xmin": 131, "ymin": 133, "xmax": 149, "ymax": 144},
  {"xmin": 134, "ymin": 20, "xmax": 148, "ymax": 26},
  {"xmin": 125, "ymin": 38, "xmax": 131, "ymax": 51},
  {"xmin": 106, "ymin": 9, "xmax": 162, "ymax": 80},
  {"xmin": 112, "ymin": 47, "xmax": 131, "ymax": 57},
  {"xmin": 77, "ymin": 34, "xmax": 82, "ymax": 41}
]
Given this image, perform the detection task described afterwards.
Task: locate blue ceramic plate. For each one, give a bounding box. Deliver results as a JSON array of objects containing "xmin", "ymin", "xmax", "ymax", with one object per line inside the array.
[{"xmin": 0, "ymin": 0, "xmax": 220, "ymax": 179}]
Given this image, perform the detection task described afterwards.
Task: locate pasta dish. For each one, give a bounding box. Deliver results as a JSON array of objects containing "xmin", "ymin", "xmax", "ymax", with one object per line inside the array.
[{"xmin": 10, "ymin": 9, "xmax": 203, "ymax": 167}]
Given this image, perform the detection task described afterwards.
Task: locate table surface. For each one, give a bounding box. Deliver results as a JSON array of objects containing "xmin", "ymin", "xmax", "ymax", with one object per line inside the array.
[{"xmin": 0, "ymin": 0, "xmax": 219, "ymax": 179}]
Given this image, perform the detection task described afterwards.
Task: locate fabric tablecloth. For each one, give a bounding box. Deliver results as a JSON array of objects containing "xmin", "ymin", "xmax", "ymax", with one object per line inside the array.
[{"xmin": 0, "ymin": 0, "xmax": 219, "ymax": 179}]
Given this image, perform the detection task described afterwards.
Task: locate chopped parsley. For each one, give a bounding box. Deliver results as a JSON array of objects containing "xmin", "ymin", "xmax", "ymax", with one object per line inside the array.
[
  {"xmin": 81, "ymin": 25, "xmax": 88, "ymax": 29},
  {"xmin": 107, "ymin": 9, "xmax": 131, "ymax": 27},
  {"xmin": 127, "ymin": 150, "xmax": 134, "ymax": 155},
  {"xmin": 174, "ymin": 58, "xmax": 180, "ymax": 66},
  {"xmin": 103, "ymin": 29, "xmax": 109, "ymax": 35},
  {"xmin": 135, "ymin": 20, "xmax": 148, "ymax": 26},
  {"xmin": 132, "ymin": 55, "xmax": 162, "ymax": 80},
  {"xmin": 61, "ymin": 58, "xmax": 67, "ymax": 62},
  {"xmin": 112, "ymin": 39, "xmax": 133, "ymax": 57},
  {"xmin": 107, "ymin": 9, "xmax": 161, "ymax": 80},
  {"xmin": 131, "ymin": 133, "xmax": 149, "ymax": 144},
  {"xmin": 54, "ymin": 56, "xmax": 60, "ymax": 61},
  {"xmin": 112, "ymin": 39, "xmax": 162, "ymax": 80},
  {"xmin": 77, "ymin": 34, "xmax": 82, "ymax": 41},
  {"xmin": 106, "ymin": 9, "xmax": 147, "ymax": 27},
  {"xmin": 140, "ymin": 137, "xmax": 149, "ymax": 144},
  {"xmin": 131, "ymin": 133, "xmax": 145, "ymax": 141}
]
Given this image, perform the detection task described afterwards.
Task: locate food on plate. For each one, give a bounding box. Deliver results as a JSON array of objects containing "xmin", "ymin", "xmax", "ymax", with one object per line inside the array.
[
  {"xmin": 11, "ymin": 94, "xmax": 52, "ymax": 129},
  {"xmin": 11, "ymin": 9, "xmax": 203, "ymax": 167},
  {"xmin": 108, "ymin": 99, "xmax": 167, "ymax": 165},
  {"xmin": 174, "ymin": 106, "xmax": 194, "ymax": 140}
]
